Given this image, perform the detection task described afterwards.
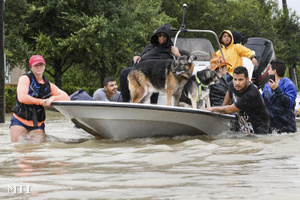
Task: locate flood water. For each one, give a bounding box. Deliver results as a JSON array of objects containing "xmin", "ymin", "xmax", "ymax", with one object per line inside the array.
[{"xmin": 1, "ymin": 110, "xmax": 300, "ymax": 200}]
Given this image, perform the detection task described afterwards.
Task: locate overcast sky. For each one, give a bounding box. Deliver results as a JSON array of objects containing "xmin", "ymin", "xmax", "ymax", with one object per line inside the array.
[{"xmin": 279, "ymin": 0, "xmax": 300, "ymax": 17}]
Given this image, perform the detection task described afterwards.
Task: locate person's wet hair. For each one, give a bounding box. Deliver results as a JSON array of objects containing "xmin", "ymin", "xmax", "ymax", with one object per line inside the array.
[
  {"xmin": 233, "ymin": 66, "xmax": 248, "ymax": 78},
  {"xmin": 103, "ymin": 77, "xmax": 116, "ymax": 86},
  {"xmin": 270, "ymin": 59, "xmax": 286, "ymax": 77}
]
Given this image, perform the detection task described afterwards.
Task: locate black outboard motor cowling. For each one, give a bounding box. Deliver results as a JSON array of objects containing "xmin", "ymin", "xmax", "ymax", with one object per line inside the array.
[{"xmin": 244, "ymin": 37, "xmax": 275, "ymax": 89}]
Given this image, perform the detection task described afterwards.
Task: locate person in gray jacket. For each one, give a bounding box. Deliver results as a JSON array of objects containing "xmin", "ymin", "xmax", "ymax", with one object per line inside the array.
[{"xmin": 93, "ymin": 77, "xmax": 123, "ymax": 102}]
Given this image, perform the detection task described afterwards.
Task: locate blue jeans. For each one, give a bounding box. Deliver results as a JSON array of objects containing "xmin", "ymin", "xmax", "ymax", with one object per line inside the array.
[{"xmin": 10, "ymin": 115, "xmax": 45, "ymax": 131}]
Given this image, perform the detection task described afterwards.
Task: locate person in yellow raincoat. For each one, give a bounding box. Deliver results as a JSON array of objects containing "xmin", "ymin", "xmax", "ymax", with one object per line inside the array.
[{"xmin": 216, "ymin": 30, "xmax": 258, "ymax": 82}]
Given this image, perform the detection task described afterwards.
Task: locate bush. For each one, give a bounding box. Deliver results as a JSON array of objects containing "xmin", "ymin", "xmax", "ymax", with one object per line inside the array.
[{"xmin": 5, "ymin": 86, "xmax": 16, "ymax": 113}]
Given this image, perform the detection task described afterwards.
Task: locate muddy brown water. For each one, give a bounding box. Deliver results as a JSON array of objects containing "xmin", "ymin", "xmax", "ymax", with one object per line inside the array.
[{"xmin": 1, "ymin": 110, "xmax": 300, "ymax": 200}]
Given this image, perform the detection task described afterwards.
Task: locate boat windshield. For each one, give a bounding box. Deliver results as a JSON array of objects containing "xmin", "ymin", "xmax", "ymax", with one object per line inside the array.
[{"xmin": 172, "ymin": 38, "xmax": 215, "ymax": 61}]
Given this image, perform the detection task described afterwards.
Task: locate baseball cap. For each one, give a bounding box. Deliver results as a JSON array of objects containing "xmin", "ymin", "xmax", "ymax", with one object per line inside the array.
[{"xmin": 29, "ymin": 55, "xmax": 46, "ymax": 67}]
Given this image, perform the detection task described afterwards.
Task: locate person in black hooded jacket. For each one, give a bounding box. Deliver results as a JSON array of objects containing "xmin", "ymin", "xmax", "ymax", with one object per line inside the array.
[
  {"xmin": 231, "ymin": 31, "xmax": 245, "ymax": 44},
  {"xmin": 119, "ymin": 24, "xmax": 181, "ymax": 103}
]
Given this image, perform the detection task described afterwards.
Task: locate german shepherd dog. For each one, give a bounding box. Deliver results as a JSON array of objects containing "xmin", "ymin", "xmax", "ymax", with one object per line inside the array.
[
  {"xmin": 179, "ymin": 69, "xmax": 218, "ymax": 109},
  {"xmin": 128, "ymin": 55, "xmax": 197, "ymax": 106}
]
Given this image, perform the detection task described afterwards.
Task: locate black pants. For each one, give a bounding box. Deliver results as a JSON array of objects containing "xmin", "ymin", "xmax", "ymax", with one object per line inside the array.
[{"xmin": 119, "ymin": 67, "xmax": 158, "ymax": 103}]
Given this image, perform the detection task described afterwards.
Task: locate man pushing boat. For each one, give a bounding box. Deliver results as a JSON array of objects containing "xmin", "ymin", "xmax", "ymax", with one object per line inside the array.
[{"xmin": 206, "ymin": 66, "xmax": 270, "ymax": 134}]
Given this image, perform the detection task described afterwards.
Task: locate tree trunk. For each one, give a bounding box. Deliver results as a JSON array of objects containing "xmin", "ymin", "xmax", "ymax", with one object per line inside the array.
[
  {"xmin": 100, "ymin": 60, "xmax": 106, "ymax": 88},
  {"xmin": 0, "ymin": 0, "xmax": 5, "ymax": 123},
  {"xmin": 289, "ymin": 66, "xmax": 298, "ymax": 89},
  {"xmin": 282, "ymin": 0, "xmax": 287, "ymax": 9},
  {"xmin": 282, "ymin": 0, "xmax": 288, "ymax": 15},
  {"xmin": 54, "ymin": 67, "xmax": 62, "ymax": 89}
]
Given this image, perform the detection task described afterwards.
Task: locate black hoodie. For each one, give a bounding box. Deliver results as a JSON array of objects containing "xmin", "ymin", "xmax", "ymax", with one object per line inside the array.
[
  {"xmin": 139, "ymin": 24, "xmax": 174, "ymax": 62},
  {"xmin": 232, "ymin": 31, "xmax": 245, "ymax": 44}
]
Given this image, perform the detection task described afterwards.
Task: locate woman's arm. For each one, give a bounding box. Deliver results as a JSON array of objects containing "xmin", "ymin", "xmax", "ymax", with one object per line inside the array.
[
  {"xmin": 49, "ymin": 82, "xmax": 70, "ymax": 101},
  {"xmin": 171, "ymin": 46, "xmax": 181, "ymax": 57},
  {"xmin": 17, "ymin": 75, "xmax": 43, "ymax": 105},
  {"xmin": 43, "ymin": 83, "xmax": 70, "ymax": 108},
  {"xmin": 17, "ymin": 76, "xmax": 70, "ymax": 107}
]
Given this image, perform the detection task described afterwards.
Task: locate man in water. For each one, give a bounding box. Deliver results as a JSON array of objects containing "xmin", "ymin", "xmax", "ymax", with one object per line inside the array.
[
  {"xmin": 206, "ymin": 66, "xmax": 270, "ymax": 134},
  {"xmin": 93, "ymin": 77, "xmax": 123, "ymax": 102},
  {"xmin": 262, "ymin": 59, "xmax": 297, "ymax": 133}
]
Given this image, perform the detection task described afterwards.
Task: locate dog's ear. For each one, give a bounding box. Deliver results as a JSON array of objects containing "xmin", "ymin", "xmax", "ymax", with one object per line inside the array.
[
  {"xmin": 196, "ymin": 70, "xmax": 203, "ymax": 77},
  {"xmin": 196, "ymin": 69, "xmax": 212, "ymax": 85},
  {"xmin": 210, "ymin": 69, "xmax": 217, "ymax": 77},
  {"xmin": 188, "ymin": 55, "xmax": 197, "ymax": 64}
]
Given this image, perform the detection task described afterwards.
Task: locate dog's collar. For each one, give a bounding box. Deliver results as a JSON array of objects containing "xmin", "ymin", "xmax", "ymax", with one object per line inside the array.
[{"xmin": 195, "ymin": 76, "xmax": 206, "ymax": 103}]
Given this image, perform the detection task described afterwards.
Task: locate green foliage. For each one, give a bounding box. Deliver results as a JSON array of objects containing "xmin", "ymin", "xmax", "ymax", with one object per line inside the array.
[
  {"xmin": 5, "ymin": 86, "xmax": 16, "ymax": 113},
  {"xmin": 5, "ymin": 0, "xmax": 175, "ymax": 88},
  {"xmin": 5, "ymin": 0, "xmax": 32, "ymax": 68},
  {"xmin": 273, "ymin": 7, "xmax": 300, "ymax": 69},
  {"xmin": 5, "ymin": 0, "xmax": 300, "ymax": 89},
  {"xmin": 162, "ymin": 0, "xmax": 300, "ymax": 88}
]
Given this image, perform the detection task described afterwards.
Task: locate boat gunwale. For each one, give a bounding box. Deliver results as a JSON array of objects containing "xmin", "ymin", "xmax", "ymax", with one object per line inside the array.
[{"xmin": 51, "ymin": 101, "xmax": 235, "ymax": 120}]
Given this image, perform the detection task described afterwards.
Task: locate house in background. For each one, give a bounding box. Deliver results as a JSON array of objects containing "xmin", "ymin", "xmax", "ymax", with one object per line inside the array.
[{"xmin": 5, "ymin": 64, "xmax": 25, "ymax": 86}]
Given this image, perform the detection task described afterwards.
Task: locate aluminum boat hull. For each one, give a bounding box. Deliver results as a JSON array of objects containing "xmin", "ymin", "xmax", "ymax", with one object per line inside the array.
[{"xmin": 52, "ymin": 101, "xmax": 235, "ymax": 139}]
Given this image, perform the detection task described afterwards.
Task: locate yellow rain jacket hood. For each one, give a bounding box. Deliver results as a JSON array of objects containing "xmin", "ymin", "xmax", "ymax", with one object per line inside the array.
[{"xmin": 216, "ymin": 30, "xmax": 256, "ymax": 76}]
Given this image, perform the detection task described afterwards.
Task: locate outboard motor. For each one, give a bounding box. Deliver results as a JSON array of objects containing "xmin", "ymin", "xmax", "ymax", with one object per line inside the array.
[{"xmin": 244, "ymin": 37, "xmax": 275, "ymax": 89}]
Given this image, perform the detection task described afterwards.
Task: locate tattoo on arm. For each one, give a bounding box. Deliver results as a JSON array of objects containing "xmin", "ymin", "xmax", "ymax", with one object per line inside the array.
[{"xmin": 219, "ymin": 109, "xmax": 227, "ymax": 114}]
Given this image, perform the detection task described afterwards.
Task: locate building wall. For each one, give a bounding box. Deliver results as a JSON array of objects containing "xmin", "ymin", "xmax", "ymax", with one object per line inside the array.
[
  {"xmin": 6, "ymin": 66, "xmax": 26, "ymax": 86},
  {"xmin": 10, "ymin": 67, "xmax": 25, "ymax": 85}
]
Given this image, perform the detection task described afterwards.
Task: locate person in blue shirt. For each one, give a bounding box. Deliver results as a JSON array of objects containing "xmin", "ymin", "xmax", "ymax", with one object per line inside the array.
[{"xmin": 262, "ymin": 59, "xmax": 297, "ymax": 133}]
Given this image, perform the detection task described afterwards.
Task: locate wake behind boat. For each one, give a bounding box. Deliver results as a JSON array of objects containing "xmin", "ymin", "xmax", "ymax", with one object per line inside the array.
[{"xmin": 51, "ymin": 101, "xmax": 235, "ymax": 139}]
